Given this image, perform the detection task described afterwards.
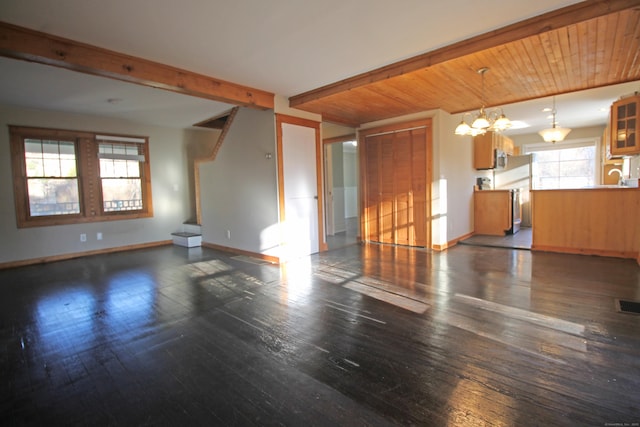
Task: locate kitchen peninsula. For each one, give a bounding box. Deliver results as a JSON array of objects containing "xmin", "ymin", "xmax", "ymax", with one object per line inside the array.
[{"xmin": 531, "ymin": 186, "xmax": 640, "ymax": 262}]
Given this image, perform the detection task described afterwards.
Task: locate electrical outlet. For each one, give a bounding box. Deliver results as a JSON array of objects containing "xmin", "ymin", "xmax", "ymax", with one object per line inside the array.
[
  {"xmin": 97, "ymin": 232, "xmax": 103, "ymax": 241},
  {"xmin": 226, "ymin": 230, "xmax": 231, "ymax": 239},
  {"xmin": 80, "ymin": 233, "xmax": 87, "ymax": 242}
]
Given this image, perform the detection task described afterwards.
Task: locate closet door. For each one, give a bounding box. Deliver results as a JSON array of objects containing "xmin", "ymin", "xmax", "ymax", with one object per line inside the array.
[
  {"xmin": 394, "ymin": 130, "xmax": 412, "ymax": 246},
  {"xmin": 361, "ymin": 121, "xmax": 431, "ymax": 248},
  {"xmin": 364, "ymin": 136, "xmax": 380, "ymax": 240},
  {"xmin": 379, "ymin": 133, "xmax": 395, "ymax": 244},
  {"xmin": 410, "ymin": 127, "xmax": 428, "ymax": 247}
]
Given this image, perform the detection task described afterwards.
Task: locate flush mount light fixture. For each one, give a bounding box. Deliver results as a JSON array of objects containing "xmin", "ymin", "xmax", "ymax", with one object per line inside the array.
[
  {"xmin": 454, "ymin": 67, "xmax": 512, "ymax": 136},
  {"xmin": 538, "ymin": 96, "xmax": 572, "ymax": 143}
]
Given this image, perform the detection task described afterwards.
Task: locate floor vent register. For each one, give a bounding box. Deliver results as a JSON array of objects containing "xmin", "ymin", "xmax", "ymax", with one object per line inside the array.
[{"xmin": 615, "ymin": 299, "xmax": 640, "ymax": 315}]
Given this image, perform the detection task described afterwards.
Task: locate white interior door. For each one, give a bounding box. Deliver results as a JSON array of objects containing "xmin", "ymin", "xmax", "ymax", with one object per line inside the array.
[{"xmin": 282, "ymin": 123, "xmax": 319, "ymax": 258}]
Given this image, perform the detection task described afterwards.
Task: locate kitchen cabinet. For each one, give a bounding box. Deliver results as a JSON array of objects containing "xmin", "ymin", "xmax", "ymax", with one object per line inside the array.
[
  {"xmin": 531, "ymin": 187, "xmax": 640, "ymax": 260},
  {"xmin": 473, "ymin": 131, "xmax": 514, "ymax": 169},
  {"xmin": 610, "ymin": 94, "xmax": 640, "ymax": 156},
  {"xmin": 474, "ymin": 190, "xmax": 519, "ymax": 236}
]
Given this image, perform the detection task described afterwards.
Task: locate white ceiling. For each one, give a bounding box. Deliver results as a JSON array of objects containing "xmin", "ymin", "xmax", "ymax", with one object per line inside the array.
[{"xmin": 0, "ymin": 0, "xmax": 638, "ymax": 131}]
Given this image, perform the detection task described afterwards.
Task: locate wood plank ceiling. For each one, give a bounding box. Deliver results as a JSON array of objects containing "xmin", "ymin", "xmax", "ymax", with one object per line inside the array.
[{"xmin": 289, "ymin": 1, "xmax": 640, "ymax": 126}]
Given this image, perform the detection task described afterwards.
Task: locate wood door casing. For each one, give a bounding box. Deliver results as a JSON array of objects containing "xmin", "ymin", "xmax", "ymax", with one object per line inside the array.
[{"xmin": 359, "ymin": 120, "xmax": 432, "ymax": 248}]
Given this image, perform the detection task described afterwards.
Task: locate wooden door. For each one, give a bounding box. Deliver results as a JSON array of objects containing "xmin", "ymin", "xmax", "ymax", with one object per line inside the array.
[
  {"xmin": 365, "ymin": 136, "xmax": 381, "ymax": 241},
  {"xmin": 380, "ymin": 133, "xmax": 395, "ymax": 244},
  {"xmin": 394, "ymin": 130, "xmax": 412, "ymax": 246},
  {"xmin": 410, "ymin": 127, "xmax": 428, "ymax": 247},
  {"xmin": 361, "ymin": 121, "xmax": 431, "ymax": 248}
]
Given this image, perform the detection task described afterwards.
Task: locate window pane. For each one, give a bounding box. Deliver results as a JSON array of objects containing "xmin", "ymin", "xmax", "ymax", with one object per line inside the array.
[
  {"xmin": 25, "ymin": 139, "xmax": 43, "ymax": 155},
  {"xmin": 60, "ymin": 159, "xmax": 77, "ymax": 177},
  {"xmin": 126, "ymin": 145, "xmax": 139, "ymax": 156},
  {"xmin": 102, "ymin": 178, "xmax": 143, "ymax": 212},
  {"xmin": 529, "ymin": 144, "xmax": 596, "ymax": 189},
  {"xmin": 59, "ymin": 141, "xmax": 75, "ymax": 156},
  {"xmin": 43, "ymin": 158, "xmax": 61, "ymax": 177},
  {"xmin": 534, "ymin": 150, "xmax": 559, "ymax": 162},
  {"xmin": 113, "ymin": 145, "xmax": 127, "ymax": 156},
  {"xmin": 27, "ymin": 178, "xmax": 80, "ymax": 216},
  {"xmin": 126, "ymin": 160, "xmax": 141, "ymax": 178},
  {"xmin": 26, "ymin": 158, "xmax": 45, "ymax": 177},
  {"xmin": 537, "ymin": 161, "xmax": 559, "ymax": 178},
  {"xmin": 42, "ymin": 141, "xmax": 59, "ymax": 156},
  {"xmin": 113, "ymin": 159, "xmax": 129, "ymax": 177},
  {"xmin": 560, "ymin": 146, "xmax": 593, "ymax": 161},
  {"xmin": 100, "ymin": 159, "xmax": 115, "ymax": 177},
  {"xmin": 25, "ymin": 139, "xmax": 77, "ymax": 178}
]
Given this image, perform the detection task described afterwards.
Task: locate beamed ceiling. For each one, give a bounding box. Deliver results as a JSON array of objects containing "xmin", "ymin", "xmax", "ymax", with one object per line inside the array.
[
  {"xmin": 290, "ymin": 1, "xmax": 640, "ymax": 126},
  {"xmin": 0, "ymin": 0, "xmax": 639, "ymax": 129}
]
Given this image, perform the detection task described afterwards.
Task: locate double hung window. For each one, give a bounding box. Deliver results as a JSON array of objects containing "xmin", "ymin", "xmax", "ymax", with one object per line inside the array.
[
  {"xmin": 9, "ymin": 126, "xmax": 153, "ymax": 227},
  {"xmin": 24, "ymin": 138, "xmax": 80, "ymax": 217}
]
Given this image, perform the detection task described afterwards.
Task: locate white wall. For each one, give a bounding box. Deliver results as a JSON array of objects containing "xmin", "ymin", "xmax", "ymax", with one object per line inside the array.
[
  {"xmin": 343, "ymin": 150, "xmax": 358, "ymax": 218},
  {"xmin": 434, "ymin": 110, "xmax": 475, "ymax": 245},
  {"xmin": 331, "ymin": 143, "xmax": 346, "ymax": 233},
  {"xmin": 0, "ymin": 104, "xmax": 194, "ymax": 264},
  {"xmin": 198, "ymin": 107, "xmax": 280, "ymax": 258}
]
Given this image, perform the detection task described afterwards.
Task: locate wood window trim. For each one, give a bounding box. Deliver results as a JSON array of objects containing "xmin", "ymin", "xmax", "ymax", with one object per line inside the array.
[{"xmin": 9, "ymin": 125, "xmax": 153, "ymax": 228}]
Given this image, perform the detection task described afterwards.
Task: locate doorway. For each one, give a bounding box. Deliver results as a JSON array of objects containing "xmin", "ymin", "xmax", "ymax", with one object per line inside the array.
[
  {"xmin": 324, "ymin": 136, "xmax": 359, "ymax": 250},
  {"xmin": 276, "ymin": 114, "xmax": 326, "ymax": 261}
]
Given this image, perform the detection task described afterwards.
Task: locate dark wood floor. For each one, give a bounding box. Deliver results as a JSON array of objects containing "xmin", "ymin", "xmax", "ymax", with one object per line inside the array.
[{"xmin": 1, "ymin": 243, "xmax": 639, "ymax": 426}]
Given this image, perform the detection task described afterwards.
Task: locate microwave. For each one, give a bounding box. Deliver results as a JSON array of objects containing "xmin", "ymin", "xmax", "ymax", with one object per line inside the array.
[{"xmin": 495, "ymin": 149, "xmax": 507, "ymax": 169}]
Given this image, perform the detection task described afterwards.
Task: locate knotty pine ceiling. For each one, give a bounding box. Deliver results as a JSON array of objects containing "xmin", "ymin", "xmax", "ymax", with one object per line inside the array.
[{"xmin": 290, "ymin": 6, "xmax": 640, "ymax": 126}]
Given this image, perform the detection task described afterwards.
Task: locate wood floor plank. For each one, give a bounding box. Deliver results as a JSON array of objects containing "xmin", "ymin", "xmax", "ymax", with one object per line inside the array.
[{"xmin": 1, "ymin": 243, "xmax": 639, "ymax": 425}]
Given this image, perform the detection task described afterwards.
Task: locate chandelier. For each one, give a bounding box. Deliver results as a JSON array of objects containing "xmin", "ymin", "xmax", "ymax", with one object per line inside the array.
[
  {"xmin": 454, "ymin": 67, "xmax": 512, "ymax": 136},
  {"xmin": 538, "ymin": 96, "xmax": 571, "ymax": 143}
]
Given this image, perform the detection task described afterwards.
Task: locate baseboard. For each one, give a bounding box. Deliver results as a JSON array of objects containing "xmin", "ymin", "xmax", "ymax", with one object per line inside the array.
[
  {"xmin": 532, "ymin": 244, "xmax": 639, "ymax": 261},
  {"xmin": 0, "ymin": 240, "xmax": 172, "ymax": 270},
  {"xmin": 432, "ymin": 231, "xmax": 474, "ymax": 251},
  {"xmin": 202, "ymin": 242, "xmax": 280, "ymax": 264}
]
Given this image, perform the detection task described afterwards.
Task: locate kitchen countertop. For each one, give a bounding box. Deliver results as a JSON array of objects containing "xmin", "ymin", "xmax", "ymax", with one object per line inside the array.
[{"xmin": 531, "ymin": 186, "xmax": 639, "ymax": 191}]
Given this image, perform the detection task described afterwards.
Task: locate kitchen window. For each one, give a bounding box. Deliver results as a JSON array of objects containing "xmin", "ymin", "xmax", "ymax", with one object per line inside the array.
[
  {"xmin": 9, "ymin": 126, "xmax": 153, "ymax": 228},
  {"xmin": 524, "ymin": 139, "xmax": 597, "ymax": 189}
]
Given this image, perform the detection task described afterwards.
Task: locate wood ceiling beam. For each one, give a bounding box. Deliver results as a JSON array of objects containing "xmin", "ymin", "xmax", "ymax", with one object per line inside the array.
[
  {"xmin": 289, "ymin": 0, "xmax": 640, "ymax": 108},
  {"xmin": 0, "ymin": 21, "xmax": 274, "ymax": 110}
]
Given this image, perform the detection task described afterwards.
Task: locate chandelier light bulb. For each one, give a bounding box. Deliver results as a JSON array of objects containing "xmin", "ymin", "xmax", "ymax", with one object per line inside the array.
[
  {"xmin": 453, "ymin": 67, "xmax": 512, "ymax": 137},
  {"xmin": 538, "ymin": 96, "xmax": 572, "ymax": 143}
]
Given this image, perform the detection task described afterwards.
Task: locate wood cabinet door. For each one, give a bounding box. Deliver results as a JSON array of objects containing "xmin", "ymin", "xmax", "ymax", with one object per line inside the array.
[
  {"xmin": 362, "ymin": 124, "xmax": 430, "ymax": 247},
  {"xmin": 610, "ymin": 95, "xmax": 639, "ymax": 156},
  {"xmin": 473, "ymin": 132, "xmax": 495, "ymax": 169}
]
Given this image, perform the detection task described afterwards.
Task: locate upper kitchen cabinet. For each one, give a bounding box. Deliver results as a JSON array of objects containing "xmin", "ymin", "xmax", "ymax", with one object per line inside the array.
[
  {"xmin": 473, "ymin": 131, "xmax": 514, "ymax": 169},
  {"xmin": 610, "ymin": 94, "xmax": 639, "ymax": 156}
]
